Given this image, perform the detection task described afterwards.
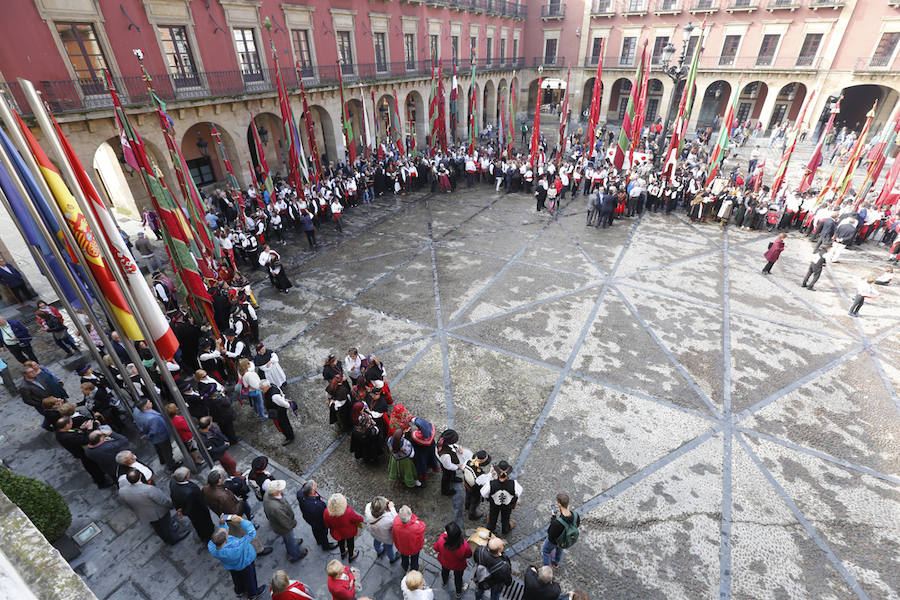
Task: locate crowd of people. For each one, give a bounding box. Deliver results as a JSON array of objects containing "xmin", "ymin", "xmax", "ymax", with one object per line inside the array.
[{"xmin": 4, "ymin": 107, "xmax": 898, "ymax": 600}]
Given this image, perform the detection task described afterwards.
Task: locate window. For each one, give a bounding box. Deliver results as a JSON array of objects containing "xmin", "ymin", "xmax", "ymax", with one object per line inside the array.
[
  {"xmin": 404, "ymin": 33, "xmax": 416, "ymax": 70},
  {"xmin": 660, "ymin": 0, "xmax": 677, "ymax": 8},
  {"xmin": 159, "ymin": 26, "xmax": 198, "ymax": 87},
  {"xmin": 736, "ymin": 102, "xmax": 752, "ymax": 124},
  {"xmin": 620, "ymin": 36, "xmax": 637, "ymax": 65},
  {"xmin": 544, "ymin": 38, "xmax": 558, "ymax": 64},
  {"xmin": 796, "ymin": 33, "xmax": 822, "ymax": 66},
  {"xmin": 756, "ymin": 33, "xmax": 780, "ymax": 66},
  {"xmin": 486, "ymin": 38, "xmax": 493, "ymax": 65},
  {"xmin": 233, "ymin": 28, "xmax": 262, "ymax": 81},
  {"xmin": 871, "ymin": 32, "xmax": 900, "ymax": 67},
  {"xmin": 500, "ymin": 38, "xmax": 506, "ymax": 64},
  {"xmin": 617, "ymin": 85, "xmax": 631, "ymax": 122},
  {"xmin": 374, "ymin": 32, "xmax": 387, "ymax": 73},
  {"xmin": 513, "ymin": 39, "xmax": 519, "ymax": 61},
  {"xmin": 187, "ymin": 157, "xmax": 215, "ymax": 186},
  {"xmin": 646, "ymin": 98, "xmax": 660, "ymax": 122},
  {"xmin": 337, "ymin": 31, "xmax": 354, "ymax": 74},
  {"xmin": 627, "ymin": 0, "xmax": 645, "ymax": 10},
  {"xmin": 55, "ymin": 22, "xmax": 109, "ymax": 95},
  {"xmin": 451, "ymin": 36, "xmax": 459, "ymax": 62},
  {"xmin": 685, "ymin": 35, "xmax": 700, "ymax": 62},
  {"xmin": 471, "ymin": 36, "xmax": 478, "ymax": 59},
  {"xmin": 430, "ymin": 34, "xmax": 439, "ymax": 61},
  {"xmin": 695, "ymin": 0, "xmax": 714, "ymax": 8},
  {"xmin": 293, "ymin": 29, "xmax": 314, "ymax": 77},
  {"xmin": 651, "ymin": 36, "xmax": 669, "ymax": 65},
  {"xmin": 589, "ymin": 37, "xmax": 603, "ymax": 65},
  {"xmin": 719, "ymin": 34, "xmax": 741, "ymax": 66}
]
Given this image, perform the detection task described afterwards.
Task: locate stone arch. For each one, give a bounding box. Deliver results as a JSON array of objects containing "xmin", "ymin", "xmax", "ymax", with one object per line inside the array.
[
  {"xmin": 304, "ymin": 104, "xmax": 338, "ymax": 167},
  {"xmin": 607, "ymin": 78, "xmax": 632, "ymax": 124},
  {"xmin": 696, "ymin": 80, "xmax": 732, "ymax": 132},
  {"xmin": 483, "ymin": 79, "xmax": 496, "ymax": 131},
  {"xmin": 92, "ymin": 136, "xmax": 169, "ymax": 215},
  {"xmin": 737, "ymin": 81, "xmax": 768, "ymax": 128},
  {"xmin": 405, "ymin": 90, "xmax": 426, "ymax": 153},
  {"xmin": 247, "ymin": 112, "xmax": 285, "ymax": 180},
  {"xmin": 778, "ymin": 83, "xmax": 808, "ymax": 123},
  {"xmin": 345, "ymin": 98, "xmax": 365, "ymax": 157},
  {"xmin": 180, "ymin": 122, "xmax": 240, "ymax": 190},
  {"xmin": 581, "ymin": 77, "xmax": 603, "ymax": 118},
  {"xmin": 526, "ymin": 78, "xmax": 540, "ymax": 114},
  {"xmin": 375, "ymin": 93, "xmax": 399, "ymax": 147},
  {"xmin": 836, "ymin": 84, "xmax": 899, "ymax": 133}
]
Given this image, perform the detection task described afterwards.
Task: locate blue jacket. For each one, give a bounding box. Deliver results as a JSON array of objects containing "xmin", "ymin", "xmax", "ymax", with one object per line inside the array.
[
  {"xmin": 0, "ymin": 319, "xmax": 32, "ymax": 347},
  {"xmin": 296, "ymin": 491, "xmax": 327, "ymax": 533},
  {"xmin": 208, "ymin": 519, "xmax": 257, "ymax": 570},
  {"xmin": 0, "ymin": 264, "xmax": 25, "ymax": 287},
  {"xmin": 132, "ymin": 407, "xmax": 170, "ymax": 444}
]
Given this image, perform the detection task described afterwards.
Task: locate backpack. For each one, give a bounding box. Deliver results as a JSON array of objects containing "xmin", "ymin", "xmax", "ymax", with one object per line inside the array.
[
  {"xmin": 43, "ymin": 312, "xmax": 65, "ymax": 332},
  {"xmin": 554, "ymin": 512, "xmax": 580, "ymax": 549}
]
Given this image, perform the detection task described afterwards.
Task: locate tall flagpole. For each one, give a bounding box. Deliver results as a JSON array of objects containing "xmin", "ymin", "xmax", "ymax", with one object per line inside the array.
[
  {"xmin": 19, "ymin": 78, "xmax": 212, "ymax": 470},
  {"xmin": 0, "ymin": 121, "xmax": 131, "ymax": 412},
  {"xmin": 0, "ymin": 94, "xmax": 142, "ymax": 408}
]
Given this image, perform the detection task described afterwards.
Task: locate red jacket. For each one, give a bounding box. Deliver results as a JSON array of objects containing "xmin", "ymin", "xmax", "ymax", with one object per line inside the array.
[
  {"xmin": 433, "ymin": 533, "xmax": 473, "ymax": 571},
  {"xmin": 327, "ymin": 567, "xmax": 356, "ymax": 600},
  {"xmin": 171, "ymin": 415, "xmax": 193, "ymax": 443},
  {"xmin": 323, "ymin": 506, "xmax": 363, "ymax": 541},
  {"xmin": 764, "ymin": 238, "xmax": 785, "ymax": 263},
  {"xmin": 272, "ymin": 580, "xmax": 314, "ymax": 600},
  {"xmin": 392, "ymin": 513, "xmax": 426, "ymax": 555}
]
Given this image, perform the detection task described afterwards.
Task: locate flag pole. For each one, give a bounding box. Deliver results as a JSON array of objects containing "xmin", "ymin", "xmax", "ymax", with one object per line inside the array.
[
  {"xmin": 18, "ymin": 78, "xmax": 213, "ymax": 470},
  {"xmin": 0, "ymin": 92, "xmax": 143, "ymax": 409},
  {"xmin": 0, "ymin": 121, "xmax": 130, "ymax": 413}
]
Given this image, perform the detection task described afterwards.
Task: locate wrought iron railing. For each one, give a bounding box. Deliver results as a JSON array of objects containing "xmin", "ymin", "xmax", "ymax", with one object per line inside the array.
[{"xmin": 541, "ymin": 3, "xmax": 567, "ymax": 16}]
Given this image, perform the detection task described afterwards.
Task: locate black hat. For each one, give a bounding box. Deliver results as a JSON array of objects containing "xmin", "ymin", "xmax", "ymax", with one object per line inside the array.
[
  {"xmin": 223, "ymin": 328, "xmax": 236, "ymax": 337},
  {"xmin": 251, "ymin": 456, "xmax": 268, "ymax": 472},
  {"xmin": 473, "ymin": 450, "xmax": 491, "ymax": 466}
]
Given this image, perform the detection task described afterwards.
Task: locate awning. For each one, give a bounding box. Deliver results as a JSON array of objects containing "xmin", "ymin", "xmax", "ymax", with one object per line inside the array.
[{"xmin": 541, "ymin": 78, "xmax": 567, "ymax": 89}]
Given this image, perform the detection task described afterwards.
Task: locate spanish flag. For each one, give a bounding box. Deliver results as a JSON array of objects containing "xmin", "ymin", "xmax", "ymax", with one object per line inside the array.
[{"xmin": 15, "ymin": 112, "xmax": 143, "ymax": 341}]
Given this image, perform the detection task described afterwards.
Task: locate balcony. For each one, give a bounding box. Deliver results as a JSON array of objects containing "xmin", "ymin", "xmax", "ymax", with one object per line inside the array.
[
  {"xmin": 701, "ymin": 54, "xmax": 822, "ymax": 70},
  {"xmin": 654, "ymin": 0, "xmax": 683, "ymax": 14},
  {"xmin": 533, "ymin": 55, "xmax": 567, "ymax": 68},
  {"xmin": 622, "ymin": 0, "xmax": 650, "ymax": 14},
  {"xmin": 541, "ymin": 3, "xmax": 567, "ymax": 18},
  {"xmin": 591, "ymin": 0, "xmax": 616, "ymax": 15},
  {"xmin": 809, "ymin": 0, "xmax": 845, "ymax": 7},
  {"xmin": 689, "ymin": 0, "xmax": 719, "ymax": 12},
  {"xmin": 725, "ymin": 0, "xmax": 758, "ymax": 11},
  {"xmin": 766, "ymin": 0, "xmax": 799, "ymax": 9}
]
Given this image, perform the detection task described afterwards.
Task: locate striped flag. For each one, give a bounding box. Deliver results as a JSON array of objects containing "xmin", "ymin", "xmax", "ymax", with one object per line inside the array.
[
  {"xmin": 271, "ymin": 44, "xmax": 307, "ymax": 195},
  {"xmin": 798, "ymin": 99, "xmax": 839, "ymax": 193},
  {"xmin": 298, "ymin": 72, "xmax": 324, "ymax": 183},
  {"xmin": 249, "ymin": 117, "xmax": 273, "ymax": 198},
  {"xmin": 337, "ymin": 62, "xmax": 356, "ymax": 164},
  {"xmin": 529, "ymin": 68, "xmax": 543, "ymax": 168},
  {"xmin": 507, "ymin": 73, "xmax": 516, "ymax": 154},
  {"xmin": 392, "ymin": 89, "xmax": 405, "ymax": 156},
  {"xmin": 663, "ymin": 25, "xmax": 704, "ymax": 181},
  {"xmin": 585, "ymin": 42, "xmax": 604, "ymax": 160},
  {"xmin": 11, "ymin": 116, "xmax": 144, "ymax": 339},
  {"xmin": 428, "ymin": 60, "xmax": 439, "ymax": 154},
  {"xmin": 704, "ymin": 81, "xmax": 741, "ymax": 187},
  {"xmin": 770, "ymin": 90, "xmax": 816, "ymax": 199},
  {"xmin": 835, "ymin": 103, "xmax": 875, "ymax": 202},
  {"xmin": 855, "ymin": 106, "xmax": 900, "ymax": 204},
  {"xmin": 613, "ymin": 40, "xmax": 647, "ymax": 169},
  {"xmin": 360, "ymin": 85, "xmax": 373, "ymax": 159},
  {"xmin": 0, "ymin": 127, "xmax": 88, "ymax": 312},
  {"xmin": 876, "ymin": 129, "xmax": 900, "ymax": 207},
  {"xmin": 436, "ymin": 62, "xmax": 448, "ymax": 153},
  {"xmin": 105, "ymin": 71, "xmax": 213, "ymax": 324},
  {"xmin": 450, "ymin": 63, "xmax": 459, "ymax": 143},
  {"xmin": 467, "ymin": 58, "xmax": 478, "ymax": 154},
  {"xmin": 556, "ymin": 68, "xmax": 571, "ymax": 164},
  {"xmin": 39, "ymin": 111, "xmax": 180, "ymax": 358}
]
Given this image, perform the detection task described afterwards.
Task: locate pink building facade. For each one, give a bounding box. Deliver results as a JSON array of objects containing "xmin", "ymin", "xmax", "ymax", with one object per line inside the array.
[{"xmin": 0, "ymin": 0, "xmax": 897, "ymax": 226}]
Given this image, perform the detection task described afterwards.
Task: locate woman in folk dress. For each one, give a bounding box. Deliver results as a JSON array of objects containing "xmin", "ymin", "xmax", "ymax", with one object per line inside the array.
[{"xmin": 254, "ymin": 342, "xmax": 286, "ymax": 387}]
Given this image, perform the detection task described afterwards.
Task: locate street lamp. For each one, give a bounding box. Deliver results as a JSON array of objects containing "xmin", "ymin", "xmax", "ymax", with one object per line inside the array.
[
  {"xmin": 196, "ymin": 135, "xmax": 209, "ymax": 157},
  {"xmin": 660, "ymin": 21, "xmax": 695, "ymax": 144}
]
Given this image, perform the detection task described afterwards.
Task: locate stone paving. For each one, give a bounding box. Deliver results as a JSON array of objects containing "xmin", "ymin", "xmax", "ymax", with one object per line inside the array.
[{"xmin": 1, "ymin": 169, "xmax": 899, "ymax": 600}]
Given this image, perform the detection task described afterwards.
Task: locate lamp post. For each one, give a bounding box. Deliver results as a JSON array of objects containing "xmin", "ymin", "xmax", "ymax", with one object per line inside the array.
[{"xmin": 659, "ymin": 21, "xmax": 694, "ymax": 145}]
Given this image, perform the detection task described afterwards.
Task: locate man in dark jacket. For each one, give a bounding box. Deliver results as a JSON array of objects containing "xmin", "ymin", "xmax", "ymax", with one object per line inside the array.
[
  {"xmin": 801, "ymin": 247, "xmax": 829, "ymax": 291},
  {"xmin": 599, "ymin": 187, "xmax": 617, "ymax": 228},
  {"xmin": 84, "ymin": 429, "xmax": 129, "ymax": 484},
  {"xmin": 813, "ymin": 212, "xmax": 837, "ymax": 253},
  {"xmin": 170, "ymin": 466, "xmax": 214, "ymax": 542},
  {"xmin": 523, "ymin": 565, "xmax": 563, "ymax": 600},
  {"xmin": 55, "ymin": 416, "xmax": 111, "ymax": 488},
  {"xmin": 828, "ymin": 213, "xmax": 859, "ymax": 263},
  {"xmin": 297, "ymin": 479, "xmax": 337, "ymax": 550},
  {"xmin": 473, "ymin": 538, "xmax": 512, "ymax": 600},
  {"xmin": 263, "ymin": 479, "xmax": 308, "ymax": 562},
  {"xmin": 20, "ymin": 367, "xmax": 52, "ymax": 429},
  {"xmin": 0, "ymin": 256, "xmax": 31, "ymax": 303}
]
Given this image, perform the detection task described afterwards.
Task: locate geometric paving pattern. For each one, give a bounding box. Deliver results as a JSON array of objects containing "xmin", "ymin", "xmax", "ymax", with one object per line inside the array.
[{"xmin": 244, "ymin": 187, "xmax": 900, "ymax": 599}]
